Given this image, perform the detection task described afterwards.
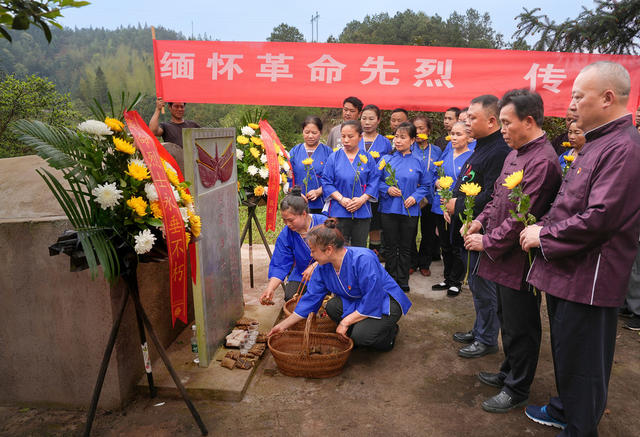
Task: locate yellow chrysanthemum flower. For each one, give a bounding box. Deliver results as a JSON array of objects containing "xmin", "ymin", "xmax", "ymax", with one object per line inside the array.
[
  {"xmin": 185, "ymin": 232, "xmax": 191, "ymax": 245},
  {"xmin": 127, "ymin": 196, "xmax": 148, "ymax": 216},
  {"xmin": 113, "ymin": 137, "xmax": 135, "ymax": 155},
  {"xmin": 302, "ymin": 157, "xmax": 314, "ymax": 166},
  {"xmin": 104, "ymin": 117, "xmax": 124, "ymax": 132},
  {"xmin": 254, "ymin": 185, "xmax": 265, "ymax": 196},
  {"xmin": 378, "ymin": 158, "xmax": 386, "ymax": 171},
  {"xmin": 385, "ymin": 135, "xmax": 394, "ymax": 140},
  {"xmin": 278, "ymin": 156, "xmax": 285, "ymax": 166},
  {"xmin": 251, "ymin": 136, "xmax": 263, "ymax": 146},
  {"xmin": 126, "ymin": 162, "xmax": 150, "ymax": 181},
  {"xmin": 370, "ymin": 151, "xmax": 380, "ymax": 158},
  {"xmin": 150, "ymin": 201, "xmax": 163, "ymax": 219},
  {"xmin": 333, "ymin": 147, "xmax": 340, "ymax": 152},
  {"xmin": 237, "ymin": 181, "xmax": 241, "ymax": 192},
  {"xmin": 502, "ymin": 170, "xmax": 524, "ymax": 190},
  {"xmin": 460, "ymin": 182, "xmax": 482, "ymax": 197},
  {"xmin": 189, "ymin": 214, "xmax": 202, "ymax": 238},
  {"xmin": 417, "ymin": 133, "xmax": 428, "ymax": 140},
  {"xmin": 166, "ymin": 168, "xmax": 180, "ymax": 186},
  {"xmin": 237, "ymin": 135, "xmax": 250, "ymax": 145},
  {"xmin": 180, "ymin": 191, "xmax": 194, "ymax": 205},
  {"xmin": 248, "ymin": 123, "xmax": 260, "ymax": 130},
  {"xmin": 250, "ymin": 147, "xmax": 260, "ymax": 159},
  {"xmin": 445, "ymin": 135, "xmax": 451, "ymax": 141},
  {"xmin": 433, "ymin": 160, "xmax": 444, "ymax": 167},
  {"xmin": 359, "ymin": 154, "xmax": 368, "ymax": 164},
  {"xmin": 564, "ymin": 155, "xmax": 575, "ymax": 163},
  {"xmin": 438, "ymin": 176, "xmax": 454, "ymax": 190},
  {"xmin": 562, "ymin": 141, "xmax": 571, "ymax": 148}
]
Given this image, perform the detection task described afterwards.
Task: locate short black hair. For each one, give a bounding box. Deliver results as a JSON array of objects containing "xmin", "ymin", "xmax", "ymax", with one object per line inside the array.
[
  {"xmin": 470, "ymin": 95, "xmax": 499, "ymax": 119},
  {"xmin": 445, "ymin": 107, "xmax": 461, "ymax": 118},
  {"xmin": 394, "ymin": 121, "xmax": 416, "ymax": 139},
  {"xmin": 391, "ymin": 108, "xmax": 409, "ymax": 117},
  {"xmin": 498, "ymin": 89, "xmax": 544, "ymax": 127},
  {"xmin": 460, "ymin": 107, "xmax": 469, "ymax": 113},
  {"xmin": 301, "ymin": 115, "xmax": 323, "ymax": 131},
  {"xmin": 343, "ymin": 96, "xmax": 363, "ymax": 112},
  {"xmin": 361, "ymin": 104, "xmax": 381, "ymax": 119},
  {"xmin": 167, "ymin": 102, "xmax": 186, "ymax": 107}
]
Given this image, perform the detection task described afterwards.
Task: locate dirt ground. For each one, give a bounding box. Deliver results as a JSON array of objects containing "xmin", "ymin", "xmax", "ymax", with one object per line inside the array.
[{"xmin": 1, "ymin": 259, "xmax": 639, "ymax": 437}]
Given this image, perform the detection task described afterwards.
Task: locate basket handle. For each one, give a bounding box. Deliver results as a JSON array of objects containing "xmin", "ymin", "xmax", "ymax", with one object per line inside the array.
[
  {"xmin": 301, "ymin": 312, "xmax": 315, "ymax": 357},
  {"xmin": 291, "ymin": 261, "xmax": 317, "ymax": 303}
]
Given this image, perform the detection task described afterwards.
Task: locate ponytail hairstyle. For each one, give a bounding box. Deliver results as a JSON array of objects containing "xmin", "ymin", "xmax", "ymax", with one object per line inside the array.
[
  {"xmin": 280, "ymin": 186, "xmax": 309, "ymax": 215},
  {"xmin": 307, "ymin": 218, "xmax": 345, "ymax": 250}
]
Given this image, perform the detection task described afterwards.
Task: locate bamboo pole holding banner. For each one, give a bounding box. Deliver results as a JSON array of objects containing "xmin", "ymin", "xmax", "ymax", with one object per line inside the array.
[{"xmin": 151, "ymin": 26, "xmax": 165, "ymax": 114}]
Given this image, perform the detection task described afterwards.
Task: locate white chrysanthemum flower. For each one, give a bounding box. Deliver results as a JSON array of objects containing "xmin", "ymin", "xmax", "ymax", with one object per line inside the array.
[
  {"xmin": 179, "ymin": 207, "xmax": 189, "ymax": 223},
  {"xmin": 241, "ymin": 126, "xmax": 255, "ymax": 136},
  {"xmin": 277, "ymin": 149, "xmax": 283, "ymax": 157},
  {"xmin": 282, "ymin": 162, "xmax": 290, "ymax": 172},
  {"xmin": 264, "ymin": 186, "xmax": 269, "ymax": 194},
  {"xmin": 134, "ymin": 229, "xmax": 156, "ymax": 254},
  {"xmin": 129, "ymin": 157, "xmax": 147, "ymax": 168},
  {"xmin": 91, "ymin": 182, "xmax": 123, "ymax": 209},
  {"xmin": 259, "ymin": 167, "xmax": 269, "ymax": 179},
  {"xmin": 236, "ymin": 149, "xmax": 244, "ymax": 160},
  {"xmin": 172, "ymin": 186, "xmax": 180, "ymax": 202},
  {"xmin": 144, "ymin": 183, "xmax": 158, "ymax": 202},
  {"xmin": 260, "ymin": 154, "xmax": 268, "ymax": 164},
  {"xmin": 187, "ymin": 203, "xmax": 195, "ymax": 214},
  {"xmin": 283, "ymin": 182, "xmax": 290, "ymax": 193},
  {"xmin": 247, "ymin": 165, "xmax": 259, "ymax": 176},
  {"xmin": 78, "ymin": 120, "xmax": 113, "ymax": 137},
  {"xmin": 163, "ymin": 160, "xmax": 176, "ymax": 174}
]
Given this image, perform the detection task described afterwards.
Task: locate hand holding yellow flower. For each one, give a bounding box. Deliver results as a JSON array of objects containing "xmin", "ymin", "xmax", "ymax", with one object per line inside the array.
[
  {"xmin": 302, "ymin": 157, "xmax": 314, "ymax": 194},
  {"xmin": 438, "ymin": 176, "xmax": 454, "ymax": 190},
  {"xmin": 562, "ymin": 154, "xmax": 575, "ymax": 177},
  {"xmin": 437, "ymin": 176, "xmax": 454, "ymax": 216},
  {"xmin": 459, "ymin": 182, "xmax": 482, "ymax": 284}
]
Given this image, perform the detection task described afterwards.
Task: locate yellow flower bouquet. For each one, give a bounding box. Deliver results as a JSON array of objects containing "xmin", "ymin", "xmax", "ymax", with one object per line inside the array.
[
  {"xmin": 379, "ymin": 158, "xmax": 411, "ymax": 216},
  {"xmin": 459, "ymin": 181, "xmax": 482, "ymax": 284}
]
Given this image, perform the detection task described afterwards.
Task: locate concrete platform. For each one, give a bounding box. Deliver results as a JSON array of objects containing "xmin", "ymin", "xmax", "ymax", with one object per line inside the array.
[{"xmin": 137, "ymin": 243, "xmax": 284, "ymax": 402}]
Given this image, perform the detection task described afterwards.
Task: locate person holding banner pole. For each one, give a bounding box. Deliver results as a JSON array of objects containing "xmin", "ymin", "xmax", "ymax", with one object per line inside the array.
[
  {"xmin": 149, "ymin": 97, "xmax": 200, "ymax": 148},
  {"xmin": 321, "ymin": 120, "xmax": 380, "ymax": 248},
  {"xmin": 288, "ymin": 116, "xmax": 333, "ymax": 214}
]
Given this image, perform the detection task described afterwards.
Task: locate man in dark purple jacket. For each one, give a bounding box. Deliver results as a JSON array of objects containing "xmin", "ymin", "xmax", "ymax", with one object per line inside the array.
[
  {"xmin": 464, "ymin": 89, "xmax": 562, "ymax": 413},
  {"xmin": 520, "ymin": 61, "xmax": 640, "ymax": 435}
]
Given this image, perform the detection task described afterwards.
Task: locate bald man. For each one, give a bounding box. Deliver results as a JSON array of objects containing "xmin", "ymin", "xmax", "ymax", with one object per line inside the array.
[{"xmin": 520, "ymin": 62, "xmax": 640, "ymax": 435}]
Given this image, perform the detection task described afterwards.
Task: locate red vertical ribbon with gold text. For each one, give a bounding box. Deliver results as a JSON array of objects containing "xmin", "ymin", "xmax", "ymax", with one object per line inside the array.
[
  {"xmin": 259, "ymin": 120, "xmax": 289, "ymax": 231},
  {"xmin": 124, "ymin": 110, "xmax": 188, "ymax": 326}
]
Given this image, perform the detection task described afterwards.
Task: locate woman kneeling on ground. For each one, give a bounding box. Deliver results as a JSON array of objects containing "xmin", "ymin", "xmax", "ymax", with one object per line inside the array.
[
  {"xmin": 260, "ymin": 187, "xmax": 327, "ymax": 303},
  {"xmin": 268, "ymin": 218, "xmax": 412, "ymax": 351}
]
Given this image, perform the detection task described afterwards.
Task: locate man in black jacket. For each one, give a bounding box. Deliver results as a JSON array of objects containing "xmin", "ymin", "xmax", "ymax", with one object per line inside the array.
[{"xmin": 445, "ymin": 94, "xmax": 511, "ymax": 358}]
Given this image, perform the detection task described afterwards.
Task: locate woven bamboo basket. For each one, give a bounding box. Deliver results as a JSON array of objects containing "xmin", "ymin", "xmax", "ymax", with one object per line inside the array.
[
  {"xmin": 268, "ymin": 313, "xmax": 353, "ymax": 378},
  {"xmin": 283, "ymin": 296, "xmax": 337, "ymax": 333}
]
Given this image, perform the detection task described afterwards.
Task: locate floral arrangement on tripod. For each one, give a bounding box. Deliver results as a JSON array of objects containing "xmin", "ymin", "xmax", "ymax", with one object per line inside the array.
[
  {"xmin": 235, "ymin": 109, "xmax": 290, "ymax": 202},
  {"xmin": 11, "ymin": 93, "xmax": 201, "ymax": 282}
]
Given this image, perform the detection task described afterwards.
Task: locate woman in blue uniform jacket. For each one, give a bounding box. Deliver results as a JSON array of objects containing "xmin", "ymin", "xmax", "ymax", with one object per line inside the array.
[
  {"xmin": 268, "ymin": 218, "xmax": 412, "ymax": 351},
  {"xmin": 379, "ymin": 122, "xmax": 431, "ymax": 292},
  {"xmin": 431, "ymin": 121, "xmax": 473, "ymax": 297},
  {"xmin": 321, "ymin": 120, "xmax": 380, "ymax": 247},
  {"xmin": 559, "ymin": 120, "xmax": 585, "ymax": 172},
  {"xmin": 259, "ymin": 187, "xmax": 327, "ymax": 303},
  {"xmin": 288, "ymin": 116, "xmax": 333, "ymax": 213}
]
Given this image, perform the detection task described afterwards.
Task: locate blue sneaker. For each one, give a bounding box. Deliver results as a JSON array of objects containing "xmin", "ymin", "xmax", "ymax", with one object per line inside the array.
[{"xmin": 525, "ymin": 405, "xmax": 567, "ymax": 430}]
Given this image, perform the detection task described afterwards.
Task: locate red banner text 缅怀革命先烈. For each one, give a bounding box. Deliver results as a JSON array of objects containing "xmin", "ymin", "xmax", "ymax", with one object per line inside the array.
[{"xmin": 153, "ymin": 40, "xmax": 640, "ymax": 117}]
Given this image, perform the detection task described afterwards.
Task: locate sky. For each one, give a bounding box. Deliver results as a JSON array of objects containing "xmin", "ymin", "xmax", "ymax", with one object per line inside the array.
[{"xmin": 58, "ymin": 0, "xmax": 597, "ymax": 43}]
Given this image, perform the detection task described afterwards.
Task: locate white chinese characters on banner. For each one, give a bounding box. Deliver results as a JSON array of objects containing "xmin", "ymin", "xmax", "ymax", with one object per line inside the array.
[
  {"xmin": 523, "ymin": 63, "xmax": 567, "ymax": 94},
  {"xmin": 414, "ymin": 59, "xmax": 453, "ymax": 88},
  {"xmin": 160, "ymin": 52, "xmax": 195, "ymax": 80},
  {"xmin": 256, "ymin": 53, "xmax": 294, "ymax": 82},
  {"xmin": 206, "ymin": 53, "xmax": 244, "ymax": 80},
  {"xmin": 307, "ymin": 54, "xmax": 346, "ymax": 84},
  {"xmin": 360, "ymin": 56, "xmax": 399, "ymax": 85}
]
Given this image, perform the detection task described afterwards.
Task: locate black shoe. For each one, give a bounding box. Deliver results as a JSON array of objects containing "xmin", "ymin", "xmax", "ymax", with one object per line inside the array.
[
  {"xmin": 478, "ymin": 371, "xmax": 505, "ymax": 388},
  {"xmin": 453, "ymin": 330, "xmax": 474, "ymax": 343},
  {"xmin": 432, "ymin": 282, "xmax": 449, "ymax": 291},
  {"xmin": 447, "ymin": 286, "xmax": 461, "ymax": 297},
  {"xmin": 481, "ymin": 391, "xmax": 528, "ymax": 413},
  {"xmin": 458, "ymin": 341, "xmax": 498, "ymax": 358},
  {"xmin": 623, "ymin": 315, "xmax": 640, "ymax": 331},
  {"xmin": 618, "ymin": 307, "xmax": 634, "ymax": 318}
]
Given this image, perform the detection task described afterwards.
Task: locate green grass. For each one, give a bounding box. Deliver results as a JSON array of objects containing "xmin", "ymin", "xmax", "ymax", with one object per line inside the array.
[{"xmin": 238, "ymin": 204, "xmax": 285, "ymax": 245}]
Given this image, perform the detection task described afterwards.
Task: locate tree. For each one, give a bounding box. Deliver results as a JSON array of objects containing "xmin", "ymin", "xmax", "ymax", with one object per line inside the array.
[
  {"xmin": 0, "ymin": 0, "xmax": 89, "ymax": 43},
  {"xmin": 267, "ymin": 23, "xmax": 305, "ymax": 42},
  {"xmin": 0, "ymin": 73, "xmax": 80, "ymax": 157},
  {"xmin": 92, "ymin": 66, "xmax": 108, "ymax": 107},
  {"xmin": 514, "ymin": 1, "xmax": 640, "ymax": 55}
]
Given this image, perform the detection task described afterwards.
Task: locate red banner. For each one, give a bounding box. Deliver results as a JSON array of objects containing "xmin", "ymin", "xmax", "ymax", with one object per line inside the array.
[
  {"xmin": 124, "ymin": 111, "xmax": 188, "ymax": 326},
  {"xmin": 259, "ymin": 120, "xmax": 284, "ymax": 232},
  {"xmin": 153, "ymin": 40, "xmax": 640, "ymax": 117}
]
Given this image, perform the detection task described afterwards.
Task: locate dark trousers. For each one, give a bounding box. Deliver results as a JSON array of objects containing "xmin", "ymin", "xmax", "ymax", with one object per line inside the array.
[
  {"xmin": 495, "ymin": 284, "xmax": 542, "ymax": 401},
  {"xmin": 463, "ymin": 249, "xmax": 499, "ymax": 346},
  {"xmin": 545, "ymin": 294, "xmax": 618, "ymax": 437},
  {"xmin": 380, "ymin": 213, "xmax": 418, "ymax": 290},
  {"xmin": 410, "ymin": 207, "xmax": 439, "ymax": 269},
  {"xmin": 436, "ymin": 215, "xmax": 464, "ymax": 287},
  {"xmin": 336, "ymin": 218, "xmax": 370, "ymax": 247},
  {"xmin": 325, "ymin": 296, "xmax": 402, "ymax": 351},
  {"xmin": 284, "ymin": 281, "xmax": 305, "ymax": 301}
]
